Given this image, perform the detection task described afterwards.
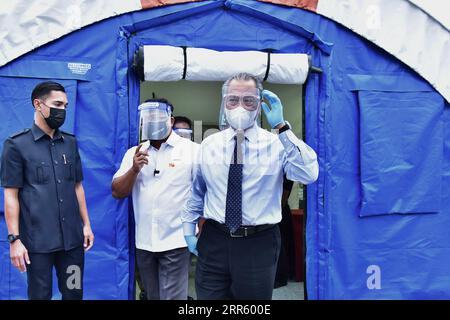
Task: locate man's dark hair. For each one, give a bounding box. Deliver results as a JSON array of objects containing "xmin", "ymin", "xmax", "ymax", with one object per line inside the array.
[
  {"xmin": 144, "ymin": 98, "xmax": 174, "ymax": 113},
  {"xmin": 174, "ymin": 116, "xmax": 192, "ymax": 129},
  {"xmin": 31, "ymin": 81, "xmax": 66, "ymax": 105}
]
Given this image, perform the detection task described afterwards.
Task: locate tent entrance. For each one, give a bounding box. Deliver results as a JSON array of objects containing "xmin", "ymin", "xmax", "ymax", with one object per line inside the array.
[
  {"xmin": 116, "ymin": 8, "xmax": 331, "ymax": 298},
  {"xmin": 131, "ymin": 45, "xmax": 309, "ymax": 300},
  {"xmin": 135, "ymin": 46, "xmax": 309, "ymax": 237}
]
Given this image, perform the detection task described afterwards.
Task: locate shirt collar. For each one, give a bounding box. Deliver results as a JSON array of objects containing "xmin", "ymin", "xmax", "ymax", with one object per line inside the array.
[
  {"xmin": 165, "ymin": 130, "xmax": 181, "ymax": 147},
  {"xmin": 224, "ymin": 124, "xmax": 258, "ymax": 143},
  {"xmin": 31, "ymin": 123, "xmax": 63, "ymax": 141}
]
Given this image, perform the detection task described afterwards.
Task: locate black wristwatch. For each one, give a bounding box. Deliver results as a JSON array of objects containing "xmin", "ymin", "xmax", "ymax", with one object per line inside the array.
[
  {"xmin": 277, "ymin": 122, "xmax": 291, "ymax": 134},
  {"xmin": 7, "ymin": 234, "xmax": 20, "ymax": 244}
]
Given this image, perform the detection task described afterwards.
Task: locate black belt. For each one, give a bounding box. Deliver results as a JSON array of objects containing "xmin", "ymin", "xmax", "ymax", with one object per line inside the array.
[{"xmin": 207, "ymin": 219, "xmax": 276, "ymax": 238}]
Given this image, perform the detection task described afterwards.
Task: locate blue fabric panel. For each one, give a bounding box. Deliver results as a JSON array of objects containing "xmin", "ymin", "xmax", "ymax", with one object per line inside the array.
[
  {"xmin": 300, "ymin": 49, "xmax": 332, "ymax": 299},
  {"xmin": 75, "ymin": 85, "xmax": 130, "ymax": 300},
  {"xmin": 133, "ymin": 10, "xmax": 314, "ymax": 53},
  {"xmin": 115, "ymin": 31, "xmax": 135, "ymax": 300},
  {"xmin": 329, "ymin": 247, "xmax": 450, "ymax": 299},
  {"xmin": 359, "ymin": 91, "xmax": 444, "ymax": 216},
  {"xmin": 226, "ymin": 0, "xmax": 332, "ymax": 54},
  {"xmin": 0, "ymin": 216, "xmax": 9, "ymax": 298}
]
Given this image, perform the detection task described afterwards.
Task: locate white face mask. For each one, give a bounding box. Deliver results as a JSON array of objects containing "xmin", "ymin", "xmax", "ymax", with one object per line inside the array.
[{"xmin": 225, "ymin": 106, "xmax": 257, "ymax": 130}]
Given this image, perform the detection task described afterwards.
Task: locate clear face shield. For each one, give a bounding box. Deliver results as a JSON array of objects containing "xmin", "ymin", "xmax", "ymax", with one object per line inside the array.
[
  {"xmin": 218, "ymin": 85, "xmax": 262, "ymax": 131},
  {"xmin": 138, "ymin": 101, "xmax": 172, "ymax": 142}
]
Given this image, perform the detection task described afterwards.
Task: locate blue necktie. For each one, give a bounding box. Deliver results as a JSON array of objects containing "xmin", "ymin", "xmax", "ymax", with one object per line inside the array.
[{"xmin": 225, "ymin": 133, "xmax": 244, "ymax": 233}]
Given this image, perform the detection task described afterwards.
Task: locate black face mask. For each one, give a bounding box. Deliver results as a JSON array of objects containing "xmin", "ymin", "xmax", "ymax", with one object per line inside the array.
[{"xmin": 40, "ymin": 102, "xmax": 66, "ymax": 129}]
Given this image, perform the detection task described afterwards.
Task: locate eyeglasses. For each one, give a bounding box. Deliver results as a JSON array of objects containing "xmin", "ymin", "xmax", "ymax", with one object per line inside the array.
[{"xmin": 224, "ymin": 94, "xmax": 260, "ymax": 111}]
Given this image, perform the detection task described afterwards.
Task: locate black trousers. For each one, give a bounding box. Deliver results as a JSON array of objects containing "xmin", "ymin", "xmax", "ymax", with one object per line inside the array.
[
  {"xmin": 196, "ymin": 220, "xmax": 281, "ymax": 300},
  {"xmin": 26, "ymin": 246, "xmax": 84, "ymax": 300},
  {"xmin": 275, "ymin": 204, "xmax": 296, "ymax": 285}
]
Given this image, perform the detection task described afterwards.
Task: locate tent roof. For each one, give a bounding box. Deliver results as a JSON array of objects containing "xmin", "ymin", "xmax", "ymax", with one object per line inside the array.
[
  {"xmin": 314, "ymin": 0, "xmax": 450, "ymax": 103},
  {"xmin": 0, "ymin": 0, "xmax": 448, "ymax": 101},
  {"xmin": 407, "ymin": 0, "xmax": 450, "ymax": 31}
]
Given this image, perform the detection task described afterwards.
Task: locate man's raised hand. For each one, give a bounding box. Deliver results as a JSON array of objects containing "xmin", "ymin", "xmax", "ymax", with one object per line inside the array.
[{"xmin": 132, "ymin": 143, "xmax": 149, "ymax": 173}]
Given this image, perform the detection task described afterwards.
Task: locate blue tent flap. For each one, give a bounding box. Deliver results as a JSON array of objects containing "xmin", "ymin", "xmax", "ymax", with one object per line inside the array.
[{"xmin": 359, "ymin": 91, "xmax": 444, "ymax": 216}]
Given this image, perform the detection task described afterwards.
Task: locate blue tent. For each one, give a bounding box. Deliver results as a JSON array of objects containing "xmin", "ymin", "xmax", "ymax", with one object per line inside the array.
[{"xmin": 0, "ymin": 0, "xmax": 449, "ymax": 299}]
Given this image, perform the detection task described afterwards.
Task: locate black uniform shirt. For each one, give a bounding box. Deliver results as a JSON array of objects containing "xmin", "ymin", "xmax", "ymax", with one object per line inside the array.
[{"xmin": 0, "ymin": 123, "xmax": 84, "ymax": 253}]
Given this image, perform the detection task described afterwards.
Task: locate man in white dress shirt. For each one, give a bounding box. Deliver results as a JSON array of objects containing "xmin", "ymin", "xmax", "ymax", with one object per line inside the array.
[
  {"xmin": 182, "ymin": 73, "xmax": 319, "ymax": 300},
  {"xmin": 112, "ymin": 99, "xmax": 199, "ymax": 300}
]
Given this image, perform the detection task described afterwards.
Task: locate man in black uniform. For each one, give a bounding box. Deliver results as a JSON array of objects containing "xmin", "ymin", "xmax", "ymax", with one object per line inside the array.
[{"xmin": 0, "ymin": 81, "xmax": 94, "ymax": 300}]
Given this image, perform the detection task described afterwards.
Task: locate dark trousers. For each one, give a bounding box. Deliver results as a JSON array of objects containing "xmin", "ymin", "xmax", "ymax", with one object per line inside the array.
[
  {"xmin": 136, "ymin": 247, "xmax": 190, "ymax": 300},
  {"xmin": 275, "ymin": 204, "xmax": 296, "ymax": 285},
  {"xmin": 26, "ymin": 246, "xmax": 84, "ymax": 300},
  {"xmin": 196, "ymin": 220, "xmax": 281, "ymax": 300}
]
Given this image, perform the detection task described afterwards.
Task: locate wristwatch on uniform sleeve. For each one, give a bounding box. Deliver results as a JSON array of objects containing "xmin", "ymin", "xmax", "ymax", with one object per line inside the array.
[{"xmin": 7, "ymin": 234, "xmax": 20, "ymax": 244}]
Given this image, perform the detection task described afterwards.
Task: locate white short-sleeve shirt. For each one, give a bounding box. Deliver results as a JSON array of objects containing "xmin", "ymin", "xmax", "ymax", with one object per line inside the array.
[{"xmin": 113, "ymin": 131, "xmax": 199, "ymax": 252}]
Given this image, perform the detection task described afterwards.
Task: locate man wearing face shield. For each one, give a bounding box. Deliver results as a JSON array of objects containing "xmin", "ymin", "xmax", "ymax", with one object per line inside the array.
[
  {"xmin": 1, "ymin": 81, "xmax": 94, "ymax": 300},
  {"xmin": 111, "ymin": 99, "xmax": 199, "ymax": 300},
  {"xmin": 182, "ymin": 73, "xmax": 319, "ymax": 300}
]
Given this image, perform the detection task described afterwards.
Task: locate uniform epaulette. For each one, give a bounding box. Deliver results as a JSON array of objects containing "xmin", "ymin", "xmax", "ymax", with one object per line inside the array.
[{"xmin": 9, "ymin": 128, "xmax": 30, "ymax": 138}]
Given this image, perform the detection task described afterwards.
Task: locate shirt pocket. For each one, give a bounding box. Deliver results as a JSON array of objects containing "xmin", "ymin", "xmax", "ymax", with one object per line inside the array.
[
  {"xmin": 63, "ymin": 156, "xmax": 75, "ymax": 181},
  {"xmin": 167, "ymin": 161, "xmax": 191, "ymax": 186},
  {"xmin": 255, "ymin": 164, "xmax": 275, "ymax": 177},
  {"xmin": 35, "ymin": 162, "xmax": 51, "ymax": 185},
  {"xmin": 250, "ymin": 149, "xmax": 281, "ymax": 177},
  {"xmin": 250, "ymin": 160, "xmax": 279, "ymax": 178}
]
